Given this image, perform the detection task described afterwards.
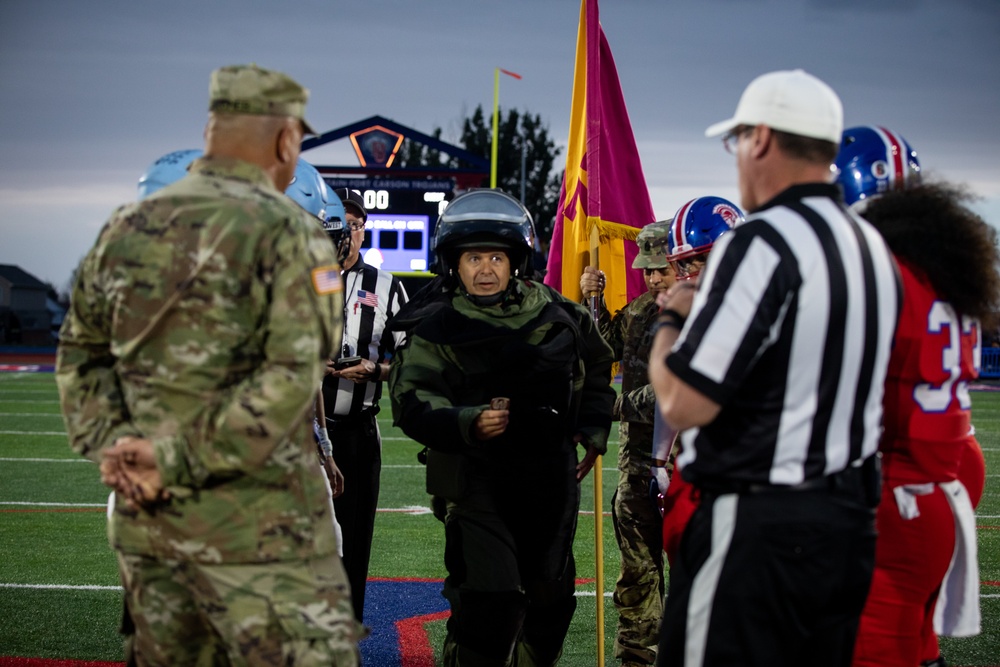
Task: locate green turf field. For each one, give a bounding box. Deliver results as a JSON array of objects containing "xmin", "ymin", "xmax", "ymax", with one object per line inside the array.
[{"xmin": 0, "ymin": 372, "xmax": 997, "ymax": 665}]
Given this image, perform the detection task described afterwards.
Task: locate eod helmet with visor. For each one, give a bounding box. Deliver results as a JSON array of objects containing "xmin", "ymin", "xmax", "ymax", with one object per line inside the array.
[{"xmin": 431, "ymin": 189, "xmax": 536, "ymax": 277}]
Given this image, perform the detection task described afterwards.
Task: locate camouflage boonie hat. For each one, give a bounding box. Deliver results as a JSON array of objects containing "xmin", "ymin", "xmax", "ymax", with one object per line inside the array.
[
  {"xmin": 632, "ymin": 218, "xmax": 673, "ymax": 269},
  {"xmin": 209, "ymin": 64, "xmax": 316, "ymax": 135}
]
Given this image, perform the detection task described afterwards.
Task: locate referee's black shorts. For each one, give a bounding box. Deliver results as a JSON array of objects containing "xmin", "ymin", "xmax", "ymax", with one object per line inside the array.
[{"xmin": 658, "ymin": 483, "xmax": 877, "ymax": 667}]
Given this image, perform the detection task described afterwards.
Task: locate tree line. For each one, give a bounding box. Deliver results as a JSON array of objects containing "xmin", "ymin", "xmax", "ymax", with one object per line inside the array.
[{"xmin": 395, "ymin": 105, "xmax": 562, "ymax": 245}]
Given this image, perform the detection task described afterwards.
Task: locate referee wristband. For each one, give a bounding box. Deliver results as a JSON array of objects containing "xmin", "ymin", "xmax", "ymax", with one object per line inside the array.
[
  {"xmin": 659, "ymin": 308, "xmax": 686, "ymax": 327},
  {"xmin": 651, "ymin": 315, "xmax": 683, "ymax": 338}
]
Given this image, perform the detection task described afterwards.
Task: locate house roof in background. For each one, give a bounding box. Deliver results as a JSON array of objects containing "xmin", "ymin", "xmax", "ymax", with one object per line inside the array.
[{"xmin": 0, "ymin": 265, "xmax": 48, "ymax": 290}]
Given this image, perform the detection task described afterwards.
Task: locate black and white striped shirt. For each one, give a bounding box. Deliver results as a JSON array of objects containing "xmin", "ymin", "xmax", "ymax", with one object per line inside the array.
[
  {"xmin": 668, "ymin": 184, "xmax": 900, "ymax": 486},
  {"xmin": 322, "ymin": 260, "xmax": 408, "ymax": 417}
]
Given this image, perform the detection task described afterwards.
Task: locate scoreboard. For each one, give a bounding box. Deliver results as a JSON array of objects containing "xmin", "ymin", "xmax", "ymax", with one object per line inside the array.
[{"xmin": 323, "ymin": 177, "xmax": 454, "ymax": 273}]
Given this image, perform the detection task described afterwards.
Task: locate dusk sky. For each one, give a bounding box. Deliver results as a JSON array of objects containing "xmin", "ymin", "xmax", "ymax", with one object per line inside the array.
[{"xmin": 2, "ymin": 0, "xmax": 998, "ymax": 291}]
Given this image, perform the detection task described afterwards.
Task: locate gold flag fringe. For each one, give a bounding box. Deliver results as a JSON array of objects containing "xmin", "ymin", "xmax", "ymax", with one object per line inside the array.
[{"xmin": 592, "ymin": 218, "xmax": 642, "ymax": 243}]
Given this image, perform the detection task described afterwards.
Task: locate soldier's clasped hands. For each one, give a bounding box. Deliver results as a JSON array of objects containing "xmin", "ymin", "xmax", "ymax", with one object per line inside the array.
[{"xmin": 100, "ymin": 436, "xmax": 169, "ymax": 509}]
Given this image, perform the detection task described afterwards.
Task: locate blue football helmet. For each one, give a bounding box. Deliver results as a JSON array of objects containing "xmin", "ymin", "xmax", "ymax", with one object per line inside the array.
[
  {"xmin": 285, "ymin": 158, "xmax": 330, "ymax": 219},
  {"xmin": 667, "ymin": 196, "xmax": 744, "ymax": 280},
  {"xmin": 835, "ymin": 125, "xmax": 920, "ymax": 208},
  {"xmin": 136, "ymin": 149, "xmax": 202, "ymax": 199}
]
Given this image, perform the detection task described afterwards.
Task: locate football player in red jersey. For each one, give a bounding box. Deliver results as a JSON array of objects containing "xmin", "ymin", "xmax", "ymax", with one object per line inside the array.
[{"xmin": 837, "ymin": 127, "xmax": 1000, "ymax": 667}]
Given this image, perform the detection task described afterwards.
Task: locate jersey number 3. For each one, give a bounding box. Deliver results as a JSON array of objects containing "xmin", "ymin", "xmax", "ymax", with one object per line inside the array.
[{"xmin": 914, "ymin": 301, "xmax": 980, "ymax": 413}]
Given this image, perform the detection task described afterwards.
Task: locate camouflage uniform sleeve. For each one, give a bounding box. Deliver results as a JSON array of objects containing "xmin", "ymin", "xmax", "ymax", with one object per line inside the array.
[
  {"xmin": 614, "ymin": 383, "xmax": 656, "ymax": 425},
  {"xmin": 389, "ymin": 334, "xmax": 483, "ymax": 453},
  {"xmin": 56, "ymin": 217, "xmax": 143, "ymax": 463},
  {"xmin": 156, "ymin": 220, "xmax": 342, "ymax": 488},
  {"xmin": 574, "ymin": 305, "xmax": 616, "ymax": 455}
]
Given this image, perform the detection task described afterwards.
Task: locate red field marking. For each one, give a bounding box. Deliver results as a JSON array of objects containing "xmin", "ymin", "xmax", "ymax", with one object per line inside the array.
[
  {"xmin": 0, "ymin": 365, "xmax": 54, "ymax": 373},
  {"xmin": 369, "ymin": 576, "xmax": 444, "ymax": 583},
  {"xmin": 0, "ymin": 350, "xmax": 55, "ymax": 361},
  {"xmin": 397, "ymin": 610, "xmax": 450, "ymax": 667},
  {"xmin": 984, "ymin": 580, "xmax": 1000, "ymax": 587}
]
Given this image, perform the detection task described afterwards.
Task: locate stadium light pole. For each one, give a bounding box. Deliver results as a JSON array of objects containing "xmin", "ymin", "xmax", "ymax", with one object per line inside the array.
[{"xmin": 491, "ymin": 68, "xmax": 522, "ymax": 189}]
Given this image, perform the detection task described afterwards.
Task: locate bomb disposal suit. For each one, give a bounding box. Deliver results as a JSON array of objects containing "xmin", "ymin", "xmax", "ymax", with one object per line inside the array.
[{"xmin": 388, "ymin": 190, "xmax": 615, "ymax": 667}]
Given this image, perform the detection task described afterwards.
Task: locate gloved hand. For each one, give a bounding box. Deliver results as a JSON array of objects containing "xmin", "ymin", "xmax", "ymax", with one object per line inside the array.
[{"xmin": 649, "ymin": 466, "xmax": 670, "ymax": 517}]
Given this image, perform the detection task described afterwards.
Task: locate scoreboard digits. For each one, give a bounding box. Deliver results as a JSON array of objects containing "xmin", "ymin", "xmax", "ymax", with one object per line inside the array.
[
  {"xmin": 362, "ymin": 189, "xmax": 389, "ymax": 211},
  {"xmin": 361, "ymin": 189, "xmax": 447, "ymax": 216}
]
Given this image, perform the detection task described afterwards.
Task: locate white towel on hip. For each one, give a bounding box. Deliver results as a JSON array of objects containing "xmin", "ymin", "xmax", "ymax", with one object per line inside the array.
[
  {"xmin": 892, "ymin": 483, "xmax": 935, "ymax": 520},
  {"xmin": 933, "ymin": 479, "xmax": 980, "ymax": 637}
]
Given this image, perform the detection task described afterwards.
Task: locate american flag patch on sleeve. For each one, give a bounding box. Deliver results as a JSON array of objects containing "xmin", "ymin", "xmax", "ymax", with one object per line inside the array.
[
  {"xmin": 357, "ymin": 289, "xmax": 379, "ymax": 308},
  {"xmin": 311, "ymin": 266, "xmax": 342, "ymax": 295}
]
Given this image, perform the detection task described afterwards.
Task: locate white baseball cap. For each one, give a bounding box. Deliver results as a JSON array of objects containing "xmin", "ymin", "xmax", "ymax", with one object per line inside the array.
[{"xmin": 705, "ymin": 69, "xmax": 843, "ymax": 144}]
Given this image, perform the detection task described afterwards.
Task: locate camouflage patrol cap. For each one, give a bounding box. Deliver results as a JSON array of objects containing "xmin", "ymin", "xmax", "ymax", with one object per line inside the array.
[
  {"xmin": 209, "ymin": 64, "xmax": 317, "ymax": 135},
  {"xmin": 632, "ymin": 219, "xmax": 673, "ymax": 269}
]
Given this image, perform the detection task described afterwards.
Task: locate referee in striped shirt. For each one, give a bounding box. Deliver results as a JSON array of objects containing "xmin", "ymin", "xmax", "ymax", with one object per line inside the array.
[
  {"xmin": 649, "ymin": 70, "xmax": 900, "ymax": 666},
  {"xmin": 322, "ymin": 188, "xmax": 408, "ymax": 622}
]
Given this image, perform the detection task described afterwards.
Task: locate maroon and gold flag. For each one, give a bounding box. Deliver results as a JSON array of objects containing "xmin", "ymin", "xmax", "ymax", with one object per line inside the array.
[{"xmin": 544, "ymin": 0, "xmax": 655, "ymax": 315}]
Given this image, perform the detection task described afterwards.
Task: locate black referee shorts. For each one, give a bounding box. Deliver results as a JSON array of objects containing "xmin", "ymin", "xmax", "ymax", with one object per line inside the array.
[{"xmin": 658, "ymin": 487, "xmax": 877, "ymax": 667}]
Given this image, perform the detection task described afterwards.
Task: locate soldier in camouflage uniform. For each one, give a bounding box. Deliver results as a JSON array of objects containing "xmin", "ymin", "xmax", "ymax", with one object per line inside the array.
[
  {"xmin": 388, "ymin": 190, "xmax": 615, "ymax": 667},
  {"xmin": 56, "ymin": 64, "xmax": 360, "ymax": 666},
  {"xmin": 579, "ymin": 220, "xmax": 675, "ymax": 667}
]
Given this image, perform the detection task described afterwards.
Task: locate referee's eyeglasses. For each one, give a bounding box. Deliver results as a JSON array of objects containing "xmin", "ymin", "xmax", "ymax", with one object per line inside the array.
[{"xmin": 722, "ymin": 125, "xmax": 755, "ymax": 155}]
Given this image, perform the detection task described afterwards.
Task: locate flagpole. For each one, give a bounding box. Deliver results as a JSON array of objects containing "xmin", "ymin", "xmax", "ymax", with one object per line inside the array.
[
  {"xmin": 590, "ymin": 223, "xmax": 605, "ymax": 667},
  {"xmin": 595, "ymin": 458, "xmax": 605, "ymax": 667},
  {"xmin": 491, "ymin": 68, "xmax": 522, "ymax": 189}
]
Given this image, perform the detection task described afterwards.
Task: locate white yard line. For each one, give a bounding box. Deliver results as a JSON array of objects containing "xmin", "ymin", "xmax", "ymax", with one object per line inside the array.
[
  {"xmin": 0, "ymin": 583, "xmax": 122, "ymax": 591},
  {"xmin": 0, "ymin": 501, "xmax": 106, "ymax": 507},
  {"xmin": 0, "ymin": 432, "xmax": 624, "ymax": 446},
  {"xmin": 1, "ymin": 500, "xmax": 990, "ymax": 522},
  {"xmin": 0, "ymin": 457, "xmax": 620, "ymax": 474},
  {"xmin": 0, "ymin": 412, "xmax": 63, "ymax": 417},
  {"xmin": 0, "ymin": 389, "xmax": 58, "ymax": 394},
  {"xmin": 2, "ymin": 583, "xmax": 997, "ymax": 600}
]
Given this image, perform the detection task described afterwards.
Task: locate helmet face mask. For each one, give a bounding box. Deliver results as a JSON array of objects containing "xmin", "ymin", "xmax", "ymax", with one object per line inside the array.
[
  {"xmin": 835, "ymin": 125, "xmax": 920, "ymax": 208},
  {"xmin": 432, "ymin": 189, "xmax": 535, "ymax": 277},
  {"xmin": 455, "ymin": 247, "xmax": 513, "ymax": 296},
  {"xmin": 671, "ymin": 255, "xmax": 708, "ymax": 281},
  {"xmin": 322, "ymin": 198, "xmax": 351, "ymax": 265},
  {"xmin": 667, "ymin": 196, "xmax": 744, "ymax": 281}
]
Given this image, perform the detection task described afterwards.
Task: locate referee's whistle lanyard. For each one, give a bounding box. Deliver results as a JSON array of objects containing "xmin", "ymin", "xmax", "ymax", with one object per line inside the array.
[{"xmin": 342, "ymin": 269, "xmax": 362, "ymax": 357}]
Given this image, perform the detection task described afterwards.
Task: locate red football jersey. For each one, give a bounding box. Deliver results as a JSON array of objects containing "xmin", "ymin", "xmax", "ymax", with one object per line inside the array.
[{"xmin": 881, "ymin": 259, "xmax": 980, "ymax": 483}]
